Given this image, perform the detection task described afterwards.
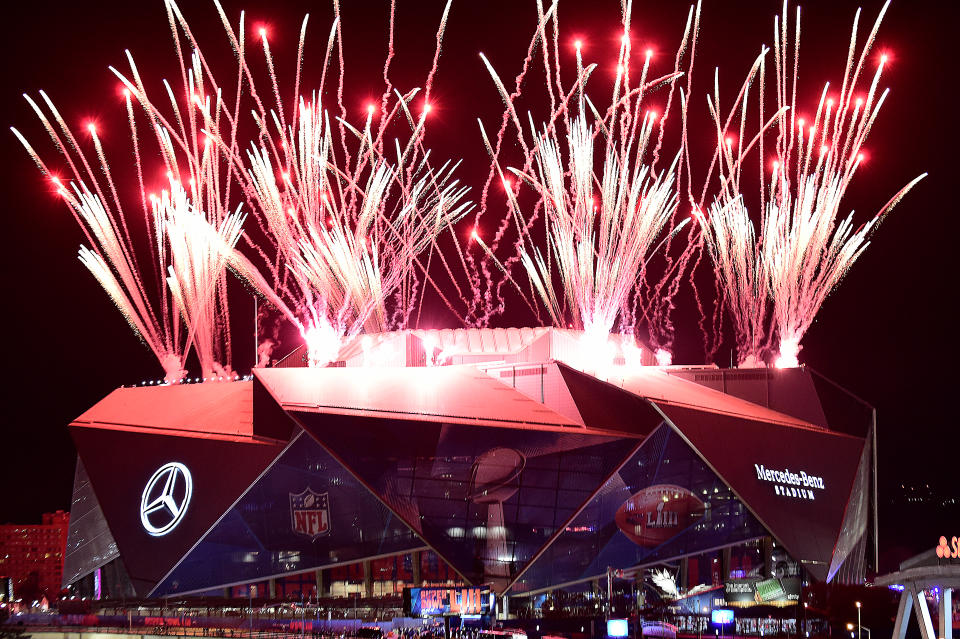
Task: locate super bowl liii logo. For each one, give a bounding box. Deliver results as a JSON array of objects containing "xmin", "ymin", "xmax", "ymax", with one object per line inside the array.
[
  {"xmin": 290, "ymin": 488, "xmax": 331, "ymax": 540},
  {"xmin": 754, "ymin": 464, "xmax": 825, "ymax": 501}
]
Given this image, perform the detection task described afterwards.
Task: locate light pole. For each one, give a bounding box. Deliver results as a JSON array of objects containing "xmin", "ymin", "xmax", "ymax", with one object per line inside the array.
[
  {"xmin": 855, "ymin": 601, "xmax": 862, "ymax": 639},
  {"xmin": 847, "ymin": 622, "xmax": 871, "ymax": 639}
]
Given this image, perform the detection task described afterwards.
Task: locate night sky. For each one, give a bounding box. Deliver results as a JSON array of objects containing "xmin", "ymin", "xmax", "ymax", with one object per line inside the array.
[{"xmin": 1, "ymin": 0, "xmax": 956, "ymax": 571}]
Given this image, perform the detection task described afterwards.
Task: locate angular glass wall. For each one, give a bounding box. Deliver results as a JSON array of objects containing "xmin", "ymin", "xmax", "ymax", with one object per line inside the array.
[
  {"xmin": 62, "ymin": 459, "xmax": 120, "ymax": 588},
  {"xmin": 512, "ymin": 425, "xmax": 768, "ymax": 594},
  {"xmin": 296, "ymin": 412, "xmax": 641, "ymax": 590},
  {"xmin": 153, "ymin": 430, "xmax": 424, "ymax": 596}
]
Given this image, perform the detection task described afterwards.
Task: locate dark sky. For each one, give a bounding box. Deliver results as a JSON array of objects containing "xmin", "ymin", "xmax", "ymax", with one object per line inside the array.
[{"xmin": 1, "ymin": 0, "xmax": 956, "ymax": 566}]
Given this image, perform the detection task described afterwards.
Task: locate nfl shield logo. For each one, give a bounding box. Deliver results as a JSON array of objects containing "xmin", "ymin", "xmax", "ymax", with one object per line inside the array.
[{"xmin": 290, "ymin": 488, "xmax": 330, "ymax": 540}]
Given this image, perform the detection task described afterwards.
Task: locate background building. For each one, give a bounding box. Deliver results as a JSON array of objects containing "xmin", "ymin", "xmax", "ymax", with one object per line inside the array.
[
  {"xmin": 61, "ymin": 328, "xmax": 875, "ymax": 634},
  {"xmin": 0, "ymin": 510, "xmax": 69, "ymax": 600}
]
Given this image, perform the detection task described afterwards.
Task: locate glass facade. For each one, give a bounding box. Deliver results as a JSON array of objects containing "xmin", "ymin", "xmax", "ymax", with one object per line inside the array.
[
  {"xmin": 154, "ymin": 431, "xmax": 424, "ymax": 596},
  {"xmin": 67, "ymin": 365, "xmax": 870, "ymax": 600},
  {"xmin": 295, "ymin": 411, "xmax": 641, "ymax": 589},
  {"xmin": 656, "ymin": 404, "xmax": 867, "ymax": 582},
  {"xmin": 513, "ymin": 424, "xmax": 768, "ymax": 594},
  {"xmin": 62, "ymin": 459, "xmax": 120, "ymax": 588}
]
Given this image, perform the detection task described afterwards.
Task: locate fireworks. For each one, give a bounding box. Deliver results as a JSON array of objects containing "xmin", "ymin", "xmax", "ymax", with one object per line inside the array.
[
  {"xmin": 158, "ymin": 179, "xmax": 246, "ymax": 378},
  {"xmin": 11, "ymin": 0, "xmax": 925, "ymax": 377},
  {"xmin": 698, "ymin": 195, "xmax": 767, "ymax": 366},
  {"xmin": 14, "ymin": 0, "xmax": 473, "ymax": 374},
  {"xmin": 701, "ymin": 0, "xmax": 925, "ymax": 367},
  {"xmin": 13, "ymin": 96, "xmax": 238, "ymax": 382},
  {"xmin": 504, "ymin": 109, "xmax": 679, "ymax": 341},
  {"xmin": 473, "ymin": 0, "xmax": 698, "ymax": 361},
  {"xmin": 197, "ymin": 0, "xmax": 475, "ymax": 367},
  {"xmin": 232, "ymin": 98, "xmax": 472, "ymax": 366}
]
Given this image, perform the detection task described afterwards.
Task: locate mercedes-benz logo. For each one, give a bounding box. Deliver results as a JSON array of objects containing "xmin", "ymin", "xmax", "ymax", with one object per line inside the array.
[{"xmin": 140, "ymin": 462, "xmax": 193, "ymax": 537}]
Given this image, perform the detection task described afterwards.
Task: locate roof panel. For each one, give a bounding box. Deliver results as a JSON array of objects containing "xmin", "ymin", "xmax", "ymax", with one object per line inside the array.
[
  {"xmin": 72, "ymin": 381, "xmax": 254, "ymax": 439},
  {"xmin": 254, "ymin": 365, "xmax": 580, "ymax": 429},
  {"xmin": 603, "ymin": 366, "xmax": 824, "ymax": 431}
]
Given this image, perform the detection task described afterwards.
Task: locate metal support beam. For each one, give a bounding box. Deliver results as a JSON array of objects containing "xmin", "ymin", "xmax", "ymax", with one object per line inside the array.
[
  {"xmin": 763, "ymin": 537, "xmax": 774, "ymax": 578},
  {"xmin": 940, "ymin": 588, "xmax": 953, "ymax": 639},
  {"xmin": 363, "ymin": 560, "xmax": 373, "ymax": 597},
  {"xmin": 412, "ymin": 551, "xmax": 422, "ymax": 586},
  {"xmin": 871, "ymin": 411, "xmax": 879, "ymax": 572},
  {"xmin": 893, "ymin": 588, "xmax": 913, "ymax": 639},
  {"xmin": 915, "ymin": 589, "xmax": 937, "ymax": 639},
  {"xmin": 315, "ymin": 569, "xmax": 326, "ymax": 597}
]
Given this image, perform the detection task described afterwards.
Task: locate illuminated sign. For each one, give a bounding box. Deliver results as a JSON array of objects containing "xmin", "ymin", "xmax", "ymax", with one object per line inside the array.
[
  {"xmin": 710, "ymin": 608, "xmax": 733, "ymax": 626},
  {"xmin": 724, "ymin": 577, "xmax": 800, "ymax": 607},
  {"xmin": 711, "ymin": 610, "xmax": 734, "ymax": 625},
  {"xmin": 290, "ymin": 488, "xmax": 331, "ymax": 540},
  {"xmin": 754, "ymin": 464, "xmax": 824, "ymax": 500},
  {"xmin": 404, "ymin": 586, "xmax": 491, "ymax": 617},
  {"xmin": 936, "ymin": 536, "xmax": 959, "ymax": 559},
  {"xmin": 608, "ymin": 619, "xmax": 629, "ymax": 637},
  {"xmin": 140, "ymin": 462, "xmax": 193, "ymax": 537}
]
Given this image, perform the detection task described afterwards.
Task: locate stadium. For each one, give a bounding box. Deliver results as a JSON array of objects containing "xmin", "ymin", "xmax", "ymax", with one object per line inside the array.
[{"xmin": 62, "ymin": 327, "xmax": 875, "ymax": 634}]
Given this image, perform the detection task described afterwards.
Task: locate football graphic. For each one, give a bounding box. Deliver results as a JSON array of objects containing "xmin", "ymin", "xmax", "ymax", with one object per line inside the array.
[{"xmin": 615, "ymin": 484, "xmax": 706, "ymax": 547}]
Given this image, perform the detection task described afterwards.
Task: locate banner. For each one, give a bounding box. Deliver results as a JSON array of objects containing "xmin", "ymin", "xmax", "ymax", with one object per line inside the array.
[
  {"xmin": 724, "ymin": 577, "xmax": 800, "ymax": 607},
  {"xmin": 404, "ymin": 586, "xmax": 491, "ymax": 617}
]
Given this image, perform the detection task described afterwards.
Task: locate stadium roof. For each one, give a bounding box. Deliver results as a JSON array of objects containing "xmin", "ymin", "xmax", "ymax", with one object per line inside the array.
[
  {"xmin": 254, "ymin": 365, "xmax": 582, "ymax": 430},
  {"xmin": 602, "ymin": 365, "xmax": 826, "ymax": 431},
  {"xmin": 71, "ymin": 381, "xmax": 257, "ymax": 441}
]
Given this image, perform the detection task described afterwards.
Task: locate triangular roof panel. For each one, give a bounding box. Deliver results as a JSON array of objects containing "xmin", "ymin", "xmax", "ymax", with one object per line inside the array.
[
  {"xmin": 255, "ymin": 366, "xmax": 581, "ymax": 429},
  {"xmin": 73, "ymin": 381, "xmax": 257, "ymax": 440}
]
